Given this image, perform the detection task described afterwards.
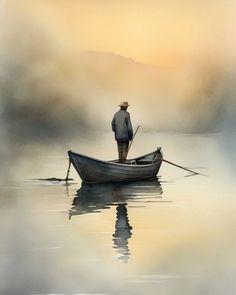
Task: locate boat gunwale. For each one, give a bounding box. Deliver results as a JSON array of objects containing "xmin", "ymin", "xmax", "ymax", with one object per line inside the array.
[
  {"xmin": 68, "ymin": 148, "xmax": 162, "ymax": 168},
  {"xmin": 81, "ymin": 176, "xmax": 159, "ymax": 184}
]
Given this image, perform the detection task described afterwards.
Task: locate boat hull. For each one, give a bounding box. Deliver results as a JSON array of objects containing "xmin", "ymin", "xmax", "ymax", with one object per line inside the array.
[{"xmin": 68, "ymin": 149, "xmax": 162, "ymax": 183}]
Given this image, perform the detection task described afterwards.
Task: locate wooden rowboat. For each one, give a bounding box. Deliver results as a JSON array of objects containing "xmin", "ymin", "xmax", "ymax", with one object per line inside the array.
[{"xmin": 68, "ymin": 148, "xmax": 163, "ymax": 183}]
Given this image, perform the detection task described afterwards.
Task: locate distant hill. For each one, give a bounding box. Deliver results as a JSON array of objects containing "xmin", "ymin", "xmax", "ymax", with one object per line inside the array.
[
  {"xmin": 74, "ymin": 51, "xmax": 175, "ymax": 100},
  {"xmin": 1, "ymin": 49, "xmax": 232, "ymax": 140},
  {"xmin": 73, "ymin": 51, "xmax": 229, "ymax": 133}
]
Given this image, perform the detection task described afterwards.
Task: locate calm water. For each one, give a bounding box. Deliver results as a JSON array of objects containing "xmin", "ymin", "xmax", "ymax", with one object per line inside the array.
[{"xmin": 1, "ymin": 132, "xmax": 236, "ymax": 295}]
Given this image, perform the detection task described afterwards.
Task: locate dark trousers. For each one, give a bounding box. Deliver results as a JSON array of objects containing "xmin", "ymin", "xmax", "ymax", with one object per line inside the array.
[{"xmin": 117, "ymin": 141, "xmax": 129, "ymax": 163}]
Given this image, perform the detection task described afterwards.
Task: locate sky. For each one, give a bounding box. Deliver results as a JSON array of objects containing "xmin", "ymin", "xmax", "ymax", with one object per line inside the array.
[
  {"xmin": 4, "ymin": 0, "xmax": 235, "ymax": 67},
  {"xmin": 0, "ymin": 0, "xmax": 236, "ymax": 141}
]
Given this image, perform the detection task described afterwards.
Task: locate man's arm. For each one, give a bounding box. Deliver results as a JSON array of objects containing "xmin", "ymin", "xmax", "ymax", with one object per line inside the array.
[
  {"xmin": 111, "ymin": 116, "xmax": 116, "ymax": 132},
  {"xmin": 127, "ymin": 113, "xmax": 133, "ymax": 140}
]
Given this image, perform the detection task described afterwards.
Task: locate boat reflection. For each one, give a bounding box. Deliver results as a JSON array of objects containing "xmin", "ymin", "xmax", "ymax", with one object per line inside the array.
[
  {"xmin": 70, "ymin": 179, "xmax": 163, "ymax": 215},
  {"xmin": 69, "ymin": 179, "xmax": 163, "ymax": 262}
]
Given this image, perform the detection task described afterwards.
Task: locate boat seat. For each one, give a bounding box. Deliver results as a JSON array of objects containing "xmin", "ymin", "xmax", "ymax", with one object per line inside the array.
[{"xmin": 137, "ymin": 160, "xmax": 152, "ymax": 165}]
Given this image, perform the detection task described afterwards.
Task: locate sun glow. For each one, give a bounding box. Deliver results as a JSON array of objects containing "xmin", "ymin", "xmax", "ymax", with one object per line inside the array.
[{"xmin": 4, "ymin": 0, "xmax": 235, "ymax": 67}]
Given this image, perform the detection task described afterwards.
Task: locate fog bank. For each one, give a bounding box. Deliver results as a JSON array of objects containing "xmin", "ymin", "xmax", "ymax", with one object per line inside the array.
[{"xmin": 0, "ymin": 0, "xmax": 236, "ymax": 143}]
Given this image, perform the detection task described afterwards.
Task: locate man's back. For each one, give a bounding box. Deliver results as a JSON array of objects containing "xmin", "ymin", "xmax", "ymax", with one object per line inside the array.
[
  {"xmin": 112, "ymin": 101, "xmax": 133, "ymax": 163},
  {"xmin": 112, "ymin": 109, "xmax": 133, "ymax": 142}
]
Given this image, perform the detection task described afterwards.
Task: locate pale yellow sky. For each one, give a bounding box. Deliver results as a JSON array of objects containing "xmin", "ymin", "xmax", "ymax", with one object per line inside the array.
[{"xmin": 5, "ymin": 0, "xmax": 235, "ymax": 67}]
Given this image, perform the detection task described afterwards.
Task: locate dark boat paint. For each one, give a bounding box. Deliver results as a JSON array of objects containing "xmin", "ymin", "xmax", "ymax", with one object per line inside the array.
[{"xmin": 68, "ymin": 148, "xmax": 163, "ymax": 183}]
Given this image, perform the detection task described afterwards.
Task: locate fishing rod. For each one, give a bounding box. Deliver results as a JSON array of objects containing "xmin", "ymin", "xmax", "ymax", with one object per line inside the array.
[{"xmin": 127, "ymin": 125, "xmax": 140, "ymax": 154}]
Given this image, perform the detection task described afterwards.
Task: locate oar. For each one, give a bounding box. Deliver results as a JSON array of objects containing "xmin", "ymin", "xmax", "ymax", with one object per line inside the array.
[
  {"xmin": 65, "ymin": 159, "xmax": 72, "ymax": 183},
  {"xmin": 31, "ymin": 160, "xmax": 73, "ymax": 183},
  {"xmin": 127, "ymin": 127, "xmax": 199, "ymax": 175},
  {"xmin": 127, "ymin": 125, "xmax": 140, "ymax": 155},
  {"xmin": 162, "ymin": 159, "xmax": 200, "ymax": 175}
]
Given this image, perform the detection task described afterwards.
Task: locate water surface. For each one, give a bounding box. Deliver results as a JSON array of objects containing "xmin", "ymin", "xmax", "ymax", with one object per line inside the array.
[{"xmin": 1, "ymin": 132, "xmax": 236, "ymax": 295}]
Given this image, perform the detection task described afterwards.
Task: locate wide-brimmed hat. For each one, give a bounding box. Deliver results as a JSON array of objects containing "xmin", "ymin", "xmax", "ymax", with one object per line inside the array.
[{"xmin": 119, "ymin": 101, "xmax": 130, "ymax": 107}]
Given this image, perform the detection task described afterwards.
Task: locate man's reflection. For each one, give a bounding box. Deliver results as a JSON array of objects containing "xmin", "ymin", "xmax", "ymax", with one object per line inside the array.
[
  {"xmin": 113, "ymin": 203, "xmax": 132, "ymax": 263},
  {"xmin": 69, "ymin": 179, "xmax": 162, "ymax": 262}
]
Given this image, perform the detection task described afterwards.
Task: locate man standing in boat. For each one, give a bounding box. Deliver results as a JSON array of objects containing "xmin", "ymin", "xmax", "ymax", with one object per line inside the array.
[{"xmin": 111, "ymin": 101, "xmax": 133, "ymax": 163}]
